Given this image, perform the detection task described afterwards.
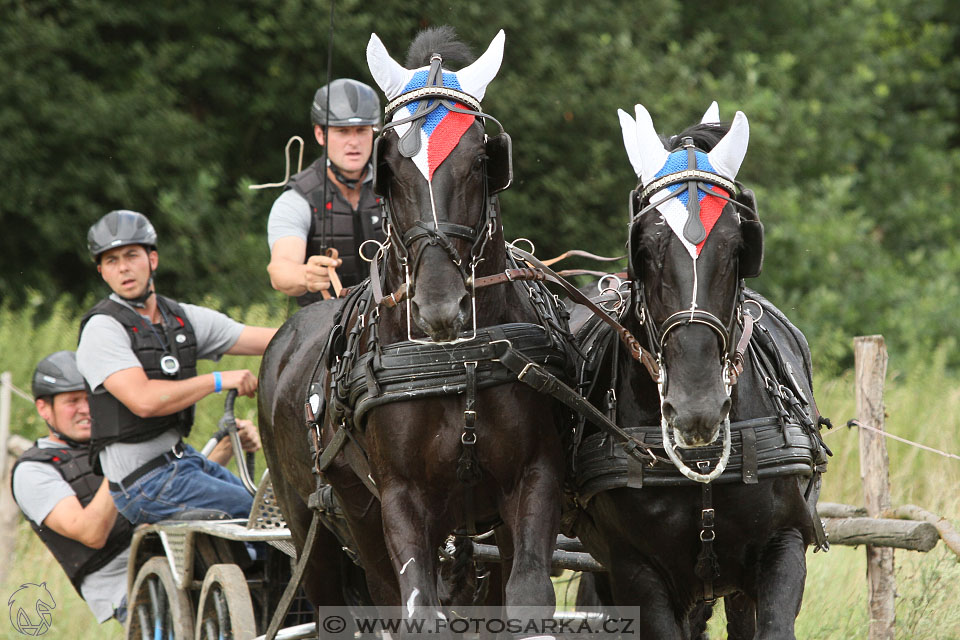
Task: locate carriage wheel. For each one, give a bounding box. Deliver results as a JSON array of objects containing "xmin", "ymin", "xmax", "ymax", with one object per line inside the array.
[
  {"xmin": 126, "ymin": 557, "xmax": 194, "ymax": 640},
  {"xmin": 194, "ymin": 564, "xmax": 257, "ymax": 640}
]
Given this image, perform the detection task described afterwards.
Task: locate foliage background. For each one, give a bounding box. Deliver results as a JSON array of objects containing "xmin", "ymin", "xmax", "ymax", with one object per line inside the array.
[{"xmin": 1, "ymin": 0, "xmax": 958, "ymax": 374}]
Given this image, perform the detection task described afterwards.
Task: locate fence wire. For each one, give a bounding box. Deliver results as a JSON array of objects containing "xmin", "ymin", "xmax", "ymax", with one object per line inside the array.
[{"xmin": 827, "ymin": 418, "xmax": 960, "ymax": 463}]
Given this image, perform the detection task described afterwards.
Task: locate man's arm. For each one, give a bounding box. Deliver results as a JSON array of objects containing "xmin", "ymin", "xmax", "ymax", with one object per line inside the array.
[
  {"xmin": 102, "ymin": 366, "xmax": 258, "ymax": 417},
  {"xmin": 226, "ymin": 326, "xmax": 278, "ymax": 356},
  {"xmin": 42, "ymin": 479, "xmax": 118, "ymax": 549},
  {"xmin": 267, "ymin": 237, "xmax": 341, "ymax": 297}
]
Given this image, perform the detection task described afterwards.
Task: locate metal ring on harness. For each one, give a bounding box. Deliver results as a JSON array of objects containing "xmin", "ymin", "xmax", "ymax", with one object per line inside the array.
[
  {"xmin": 359, "ymin": 239, "xmax": 387, "ymax": 263},
  {"xmin": 508, "ymin": 237, "xmax": 536, "ymax": 257},
  {"xmin": 742, "ymin": 299, "xmax": 764, "ymax": 322}
]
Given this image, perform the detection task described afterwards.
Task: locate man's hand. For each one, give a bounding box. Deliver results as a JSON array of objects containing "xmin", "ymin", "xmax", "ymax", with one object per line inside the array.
[
  {"xmin": 304, "ymin": 254, "xmax": 343, "ymax": 293},
  {"xmin": 235, "ymin": 419, "xmax": 261, "ymax": 452},
  {"xmin": 207, "ymin": 418, "xmax": 261, "ymax": 464},
  {"xmin": 220, "ymin": 370, "xmax": 258, "ymax": 397}
]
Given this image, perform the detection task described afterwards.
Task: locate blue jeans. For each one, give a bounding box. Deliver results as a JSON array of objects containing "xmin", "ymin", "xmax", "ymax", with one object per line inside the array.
[{"xmin": 110, "ymin": 444, "xmax": 253, "ymax": 525}]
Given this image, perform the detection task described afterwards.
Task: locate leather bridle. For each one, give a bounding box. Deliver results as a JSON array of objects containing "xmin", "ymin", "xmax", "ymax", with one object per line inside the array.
[
  {"xmin": 627, "ymin": 137, "xmax": 759, "ymax": 391},
  {"xmin": 373, "ymin": 54, "xmax": 507, "ymax": 332}
]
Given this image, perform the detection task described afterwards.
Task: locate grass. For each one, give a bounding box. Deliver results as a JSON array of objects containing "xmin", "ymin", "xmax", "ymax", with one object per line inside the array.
[{"xmin": 2, "ymin": 304, "xmax": 959, "ymax": 638}]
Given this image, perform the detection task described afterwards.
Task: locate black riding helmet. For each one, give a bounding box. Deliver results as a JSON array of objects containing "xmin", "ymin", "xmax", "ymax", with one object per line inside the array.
[
  {"xmin": 87, "ymin": 210, "xmax": 158, "ymax": 307},
  {"xmin": 32, "ymin": 351, "xmax": 85, "ymax": 399},
  {"xmin": 311, "ymin": 79, "xmax": 381, "ymax": 128},
  {"xmin": 33, "ymin": 351, "xmax": 89, "ymax": 447},
  {"xmin": 87, "ymin": 210, "xmax": 158, "ymax": 262}
]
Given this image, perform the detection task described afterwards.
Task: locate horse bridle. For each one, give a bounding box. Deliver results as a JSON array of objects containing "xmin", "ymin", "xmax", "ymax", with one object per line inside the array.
[
  {"xmin": 372, "ymin": 54, "xmax": 510, "ymax": 343},
  {"xmin": 627, "ymin": 137, "xmax": 758, "ymax": 391},
  {"xmin": 626, "ymin": 137, "xmax": 760, "ymax": 482}
]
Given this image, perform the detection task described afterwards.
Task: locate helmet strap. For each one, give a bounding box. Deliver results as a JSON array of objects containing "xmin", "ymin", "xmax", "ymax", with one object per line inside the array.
[
  {"xmin": 47, "ymin": 424, "xmax": 88, "ymax": 449},
  {"xmin": 328, "ymin": 158, "xmax": 366, "ymax": 190},
  {"xmin": 119, "ymin": 272, "xmax": 155, "ymax": 309}
]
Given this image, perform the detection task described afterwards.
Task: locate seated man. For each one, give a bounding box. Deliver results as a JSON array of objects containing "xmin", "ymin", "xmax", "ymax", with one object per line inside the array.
[
  {"xmin": 12, "ymin": 351, "xmax": 261, "ymax": 624},
  {"xmin": 77, "ymin": 210, "xmax": 276, "ymax": 525}
]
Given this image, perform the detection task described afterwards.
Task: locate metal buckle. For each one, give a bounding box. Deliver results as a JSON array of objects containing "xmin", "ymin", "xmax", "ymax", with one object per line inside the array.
[{"xmin": 172, "ymin": 442, "xmax": 184, "ymax": 459}]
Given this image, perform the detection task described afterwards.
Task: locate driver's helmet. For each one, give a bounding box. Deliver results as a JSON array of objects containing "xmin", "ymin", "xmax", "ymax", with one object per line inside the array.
[
  {"xmin": 32, "ymin": 351, "xmax": 85, "ymax": 398},
  {"xmin": 311, "ymin": 79, "xmax": 381, "ymax": 128},
  {"xmin": 87, "ymin": 210, "xmax": 157, "ymax": 261}
]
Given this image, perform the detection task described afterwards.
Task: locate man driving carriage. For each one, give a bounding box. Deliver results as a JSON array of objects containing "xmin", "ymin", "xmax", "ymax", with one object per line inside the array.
[
  {"xmin": 266, "ymin": 78, "xmax": 387, "ymax": 305},
  {"xmin": 76, "ymin": 210, "xmax": 274, "ymax": 526}
]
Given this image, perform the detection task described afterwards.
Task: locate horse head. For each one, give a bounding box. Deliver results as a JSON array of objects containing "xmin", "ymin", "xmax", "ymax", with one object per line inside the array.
[
  {"xmin": 367, "ymin": 28, "xmax": 511, "ymax": 342},
  {"xmin": 620, "ymin": 102, "xmax": 763, "ymax": 450}
]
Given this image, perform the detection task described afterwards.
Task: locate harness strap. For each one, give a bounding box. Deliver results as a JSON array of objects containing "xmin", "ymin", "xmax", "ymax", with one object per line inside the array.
[
  {"xmin": 491, "ymin": 335, "xmax": 657, "ymax": 465},
  {"xmin": 694, "ymin": 463, "xmax": 720, "ymax": 604},
  {"xmin": 509, "ymin": 247, "xmax": 660, "ymax": 382},
  {"xmin": 264, "ymin": 507, "xmax": 322, "ymax": 640},
  {"xmin": 457, "ymin": 361, "xmax": 482, "ymax": 535}
]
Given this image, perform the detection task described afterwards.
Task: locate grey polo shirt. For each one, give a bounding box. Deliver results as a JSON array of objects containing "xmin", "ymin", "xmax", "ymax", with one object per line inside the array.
[
  {"xmin": 13, "ymin": 437, "xmax": 131, "ymax": 623},
  {"xmin": 77, "ymin": 294, "xmax": 244, "ymax": 482}
]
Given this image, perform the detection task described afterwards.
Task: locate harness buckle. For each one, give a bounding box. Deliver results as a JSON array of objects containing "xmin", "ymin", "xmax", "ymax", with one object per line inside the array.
[{"xmin": 172, "ymin": 442, "xmax": 184, "ymax": 459}]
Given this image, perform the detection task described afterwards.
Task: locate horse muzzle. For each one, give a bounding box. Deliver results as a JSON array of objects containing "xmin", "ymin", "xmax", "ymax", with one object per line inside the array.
[
  {"xmin": 411, "ymin": 291, "xmax": 471, "ymax": 342},
  {"xmin": 662, "ymin": 395, "xmax": 731, "ymax": 447}
]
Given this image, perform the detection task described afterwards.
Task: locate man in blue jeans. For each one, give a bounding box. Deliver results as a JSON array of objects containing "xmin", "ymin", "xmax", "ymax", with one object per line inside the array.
[{"xmin": 77, "ymin": 210, "xmax": 277, "ymax": 524}]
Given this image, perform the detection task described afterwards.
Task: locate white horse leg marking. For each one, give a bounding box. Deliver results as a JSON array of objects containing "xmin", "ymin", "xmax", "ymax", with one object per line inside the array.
[{"xmin": 406, "ymin": 588, "xmax": 420, "ymax": 617}]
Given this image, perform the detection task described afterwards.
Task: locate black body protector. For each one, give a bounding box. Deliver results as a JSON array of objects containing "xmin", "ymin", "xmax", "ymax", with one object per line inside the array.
[
  {"xmin": 11, "ymin": 444, "xmax": 133, "ymax": 594},
  {"xmin": 79, "ymin": 295, "xmax": 198, "ymax": 463},
  {"xmin": 285, "ymin": 157, "xmax": 387, "ymax": 306}
]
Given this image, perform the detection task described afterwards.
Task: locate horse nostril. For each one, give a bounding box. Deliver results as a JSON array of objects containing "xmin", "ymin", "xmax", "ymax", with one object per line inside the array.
[
  {"xmin": 720, "ymin": 397, "xmax": 732, "ymax": 419},
  {"xmin": 458, "ymin": 292, "xmax": 472, "ymax": 323},
  {"xmin": 662, "ymin": 401, "xmax": 677, "ymax": 424}
]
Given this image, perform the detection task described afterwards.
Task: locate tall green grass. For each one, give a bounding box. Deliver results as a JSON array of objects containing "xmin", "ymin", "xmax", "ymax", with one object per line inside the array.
[{"xmin": 2, "ymin": 304, "xmax": 958, "ymax": 638}]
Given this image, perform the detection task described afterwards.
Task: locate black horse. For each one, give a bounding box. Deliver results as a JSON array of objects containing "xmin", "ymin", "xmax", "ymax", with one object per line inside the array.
[
  {"xmin": 259, "ymin": 27, "xmax": 573, "ymax": 625},
  {"xmin": 568, "ymin": 103, "xmax": 829, "ymax": 639}
]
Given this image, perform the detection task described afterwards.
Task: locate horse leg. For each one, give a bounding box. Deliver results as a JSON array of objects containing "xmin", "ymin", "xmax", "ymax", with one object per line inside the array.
[
  {"xmin": 607, "ymin": 558, "xmax": 684, "ymax": 640},
  {"xmin": 379, "ymin": 485, "xmax": 446, "ymax": 622},
  {"xmin": 497, "ymin": 462, "xmax": 560, "ymax": 620},
  {"xmin": 724, "ymin": 591, "xmax": 757, "ymax": 640},
  {"xmin": 754, "ymin": 528, "xmax": 806, "ymax": 639}
]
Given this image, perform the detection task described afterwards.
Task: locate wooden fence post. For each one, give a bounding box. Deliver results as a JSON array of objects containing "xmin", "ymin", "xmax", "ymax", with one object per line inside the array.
[{"xmin": 854, "ymin": 336, "xmax": 895, "ymax": 640}]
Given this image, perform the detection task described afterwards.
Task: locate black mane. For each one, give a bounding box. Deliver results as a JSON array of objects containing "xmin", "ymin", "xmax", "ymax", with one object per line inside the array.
[
  {"xmin": 664, "ymin": 122, "xmax": 731, "ymax": 152},
  {"xmin": 404, "ymin": 26, "xmax": 475, "ymax": 70}
]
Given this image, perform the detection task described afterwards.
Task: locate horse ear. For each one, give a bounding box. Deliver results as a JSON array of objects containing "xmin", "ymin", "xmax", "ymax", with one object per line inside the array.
[
  {"xmin": 366, "ymin": 33, "xmax": 413, "ymax": 100},
  {"xmin": 631, "ymin": 104, "xmax": 670, "ymax": 187},
  {"xmin": 455, "ymin": 29, "xmax": 505, "ymax": 101},
  {"xmin": 701, "ymin": 100, "xmax": 720, "ymax": 124},
  {"xmin": 618, "ymin": 108, "xmax": 644, "ymax": 178},
  {"xmin": 707, "ymin": 110, "xmax": 749, "ymax": 179}
]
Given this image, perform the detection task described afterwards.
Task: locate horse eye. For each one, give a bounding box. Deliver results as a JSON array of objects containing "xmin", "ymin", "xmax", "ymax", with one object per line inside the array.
[{"xmin": 473, "ymin": 154, "xmax": 487, "ymax": 171}]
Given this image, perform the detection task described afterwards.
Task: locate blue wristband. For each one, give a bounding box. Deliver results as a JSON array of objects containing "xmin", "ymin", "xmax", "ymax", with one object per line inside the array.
[{"xmin": 213, "ymin": 371, "xmax": 222, "ymax": 393}]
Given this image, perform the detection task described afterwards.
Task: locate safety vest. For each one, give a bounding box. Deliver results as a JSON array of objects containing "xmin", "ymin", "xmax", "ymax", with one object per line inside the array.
[
  {"xmin": 285, "ymin": 157, "xmax": 386, "ymax": 306},
  {"xmin": 11, "ymin": 443, "xmax": 132, "ymax": 594},
  {"xmin": 79, "ymin": 295, "xmax": 198, "ymax": 462}
]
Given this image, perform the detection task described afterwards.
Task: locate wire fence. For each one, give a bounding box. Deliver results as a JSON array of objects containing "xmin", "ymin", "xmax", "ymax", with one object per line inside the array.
[{"xmin": 4, "ymin": 371, "xmax": 960, "ymax": 462}]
